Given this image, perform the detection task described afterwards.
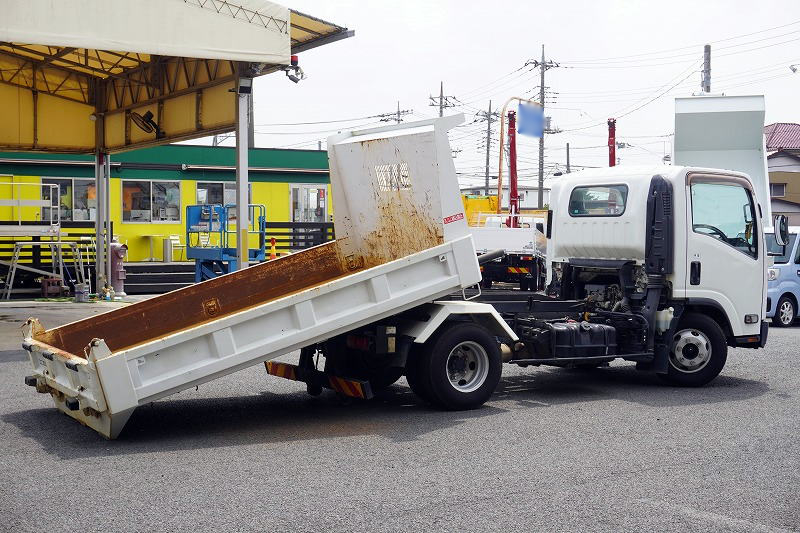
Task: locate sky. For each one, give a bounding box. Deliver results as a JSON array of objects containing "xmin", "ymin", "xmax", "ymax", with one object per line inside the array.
[{"xmin": 213, "ymin": 0, "xmax": 800, "ymax": 190}]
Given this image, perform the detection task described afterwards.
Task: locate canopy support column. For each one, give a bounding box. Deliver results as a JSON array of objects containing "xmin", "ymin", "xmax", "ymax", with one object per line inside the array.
[
  {"xmin": 104, "ymin": 154, "xmax": 112, "ymax": 289},
  {"xmin": 234, "ymin": 84, "xmax": 251, "ymax": 271},
  {"xmin": 94, "ymin": 152, "xmax": 107, "ymax": 293}
]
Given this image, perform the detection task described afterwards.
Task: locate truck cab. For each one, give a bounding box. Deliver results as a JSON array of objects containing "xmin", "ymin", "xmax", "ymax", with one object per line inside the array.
[
  {"xmin": 543, "ymin": 165, "xmax": 778, "ymax": 385},
  {"xmin": 766, "ymin": 227, "xmax": 800, "ymax": 326}
]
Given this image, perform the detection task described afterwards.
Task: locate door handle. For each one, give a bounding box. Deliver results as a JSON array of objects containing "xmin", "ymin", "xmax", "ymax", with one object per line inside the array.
[
  {"xmin": 690, "ymin": 261, "xmax": 701, "ymax": 285},
  {"xmin": 796, "ymin": 270, "xmax": 800, "ymax": 277}
]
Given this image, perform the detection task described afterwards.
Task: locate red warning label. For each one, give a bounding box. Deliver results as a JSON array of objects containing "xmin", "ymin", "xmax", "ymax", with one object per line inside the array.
[{"xmin": 443, "ymin": 212, "xmax": 465, "ymax": 224}]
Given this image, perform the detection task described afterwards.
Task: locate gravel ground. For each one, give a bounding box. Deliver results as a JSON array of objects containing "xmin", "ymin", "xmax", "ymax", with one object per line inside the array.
[{"xmin": 0, "ymin": 301, "xmax": 798, "ymax": 532}]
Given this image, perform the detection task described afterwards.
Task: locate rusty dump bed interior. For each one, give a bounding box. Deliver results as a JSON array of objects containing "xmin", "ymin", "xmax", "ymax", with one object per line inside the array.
[
  {"xmin": 33, "ymin": 116, "xmax": 467, "ymax": 360},
  {"xmin": 34, "ymin": 241, "xmax": 363, "ymax": 357}
]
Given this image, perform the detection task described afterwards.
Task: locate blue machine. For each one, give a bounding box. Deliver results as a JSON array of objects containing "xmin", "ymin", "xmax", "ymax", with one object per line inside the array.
[{"xmin": 186, "ymin": 204, "xmax": 267, "ymax": 281}]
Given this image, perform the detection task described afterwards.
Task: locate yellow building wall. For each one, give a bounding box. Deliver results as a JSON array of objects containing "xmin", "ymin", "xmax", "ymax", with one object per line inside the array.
[
  {"xmin": 0, "ymin": 175, "xmax": 42, "ymax": 222},
  {"xmin": 770, "ymin": 171, "xmax": 800, "ymax": 205},
  {"xmin": 112, "ymin": 179, "xmax": 193, "ymax": 261}
]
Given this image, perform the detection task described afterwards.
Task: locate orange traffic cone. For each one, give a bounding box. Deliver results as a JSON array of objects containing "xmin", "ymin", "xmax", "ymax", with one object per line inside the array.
[{"xmin": 269, "ymin": 237, "xmax": 277, "ymax": 260}]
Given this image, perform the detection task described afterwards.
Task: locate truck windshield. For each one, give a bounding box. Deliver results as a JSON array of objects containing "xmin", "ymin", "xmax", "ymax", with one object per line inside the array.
[{"xmin": 765, "ymin": 233, "xmax": 796, "ymax": 264}]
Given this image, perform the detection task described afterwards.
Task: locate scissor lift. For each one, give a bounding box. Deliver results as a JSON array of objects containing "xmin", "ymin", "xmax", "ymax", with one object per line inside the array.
[{"xmin": 185, "ymin": 203, "xmax": 267, "ymax": 281}]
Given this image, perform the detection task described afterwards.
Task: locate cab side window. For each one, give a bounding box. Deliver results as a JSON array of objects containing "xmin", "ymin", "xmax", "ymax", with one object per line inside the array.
[{"xmin": 690, "ymin": 181, "xmax": 757, "ymax": 259}]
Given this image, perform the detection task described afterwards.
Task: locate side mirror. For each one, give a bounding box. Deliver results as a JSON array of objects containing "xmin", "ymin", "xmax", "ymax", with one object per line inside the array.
[{"xmin": 775, "ymin": 214, "xmax": 789, "ymax": 247}]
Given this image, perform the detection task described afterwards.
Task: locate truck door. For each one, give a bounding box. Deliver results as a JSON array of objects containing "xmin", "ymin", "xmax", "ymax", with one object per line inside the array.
[{"xmin": 685, "ymin": 173, "xmax": 763, "ymax": 336}]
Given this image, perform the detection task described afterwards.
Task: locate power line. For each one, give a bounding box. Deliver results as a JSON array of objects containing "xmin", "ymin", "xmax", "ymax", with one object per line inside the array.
[
  {"xmin": 253, "ymin": 113, "xmax": 392, "ymax": 126},
  {"xmin": 562, "ymin": 19, "xmax": 800, "ymax": 64},
  {"xmin": 559, "ymin": 59, "xmax": 702, "ymax": 132}
]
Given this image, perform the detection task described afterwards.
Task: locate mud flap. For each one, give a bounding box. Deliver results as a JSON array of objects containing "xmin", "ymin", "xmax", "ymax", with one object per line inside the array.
[{"xmin": 264, "ymin": 361, "xmax": 374, "ymax": 400}]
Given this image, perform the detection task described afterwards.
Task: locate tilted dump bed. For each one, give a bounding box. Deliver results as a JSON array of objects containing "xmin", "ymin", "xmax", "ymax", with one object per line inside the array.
[{"xmin": 22, "ymin": 115, "xmax": 480, "ymax": 437}]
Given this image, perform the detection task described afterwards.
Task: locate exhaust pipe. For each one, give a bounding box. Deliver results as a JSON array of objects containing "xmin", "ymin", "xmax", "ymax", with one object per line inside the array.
[{"xmin": 478, "ymin": 249, "xmax": 506, "ymax": 265}]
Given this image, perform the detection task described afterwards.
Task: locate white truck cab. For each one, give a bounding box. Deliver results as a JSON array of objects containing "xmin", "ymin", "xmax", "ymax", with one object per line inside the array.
[{"xmin": 543, "ymin": 164, "xmax": 778, "ymax": 384}]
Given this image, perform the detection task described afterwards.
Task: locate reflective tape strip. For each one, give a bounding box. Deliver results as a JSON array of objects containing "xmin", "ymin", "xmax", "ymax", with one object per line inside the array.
[
  {"xmin": 328, "ymin": 376, "xmax": 367, "ymax": 399},
  {"xmin": 265, "ymin": 361, "xmax": 297, "ymax": 381},
  {"xmin": 507, "ymin": 267, "xmax": 530, "ymax": 274}
]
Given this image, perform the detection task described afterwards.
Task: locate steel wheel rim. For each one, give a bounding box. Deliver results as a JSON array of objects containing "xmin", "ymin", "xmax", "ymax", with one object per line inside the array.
[
  {"xmin": 670, "ymin": 328, "xmax": 712, "ymax": 373},
  {"xmin": 446, "ymin": 341, "xmax": 489, "ymax": 393},
  {"xmin": 780, "ymin": 301, "xmax": 794, "ymax": 325}
]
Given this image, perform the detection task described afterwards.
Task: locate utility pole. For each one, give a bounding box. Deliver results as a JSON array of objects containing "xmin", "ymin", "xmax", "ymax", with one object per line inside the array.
[
  {"xmin": 566, "ymin": 142, "xmax": 571, "ymax": 173},
  {"xmin": 702, "ymin": 44, "xmax": 711, "ymax": 93},
  {"xmin": 525, "ymin": 45, "xmax": 559, "ymax": 208},
  {"xmin": 213, "ymin": 133, "xmax": 234, "ymax": 146},
  {"xmin": 477, "ymin": 100, "xmax": 499, "ymax": 195},
  {"xmin": 429, "ymin": 81, "xmax": 457, "ymax": 117},
  {"xmin": 379, "ymin": 103, "xmax": 412, "ymax": 124}
]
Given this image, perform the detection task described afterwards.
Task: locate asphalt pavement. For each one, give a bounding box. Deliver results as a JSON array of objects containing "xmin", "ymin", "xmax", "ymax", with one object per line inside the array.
[{"xmin": 0, "ymin": 301, "xmax": 798, "ymax": 532}]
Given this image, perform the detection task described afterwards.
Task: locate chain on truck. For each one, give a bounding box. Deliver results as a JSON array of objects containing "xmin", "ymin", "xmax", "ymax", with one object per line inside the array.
[{"xmin": 20, "ymin": 105, "xmax": 784, "ymax": 438}]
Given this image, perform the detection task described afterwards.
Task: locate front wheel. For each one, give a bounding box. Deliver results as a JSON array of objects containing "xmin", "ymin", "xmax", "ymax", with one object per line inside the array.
[
  {"xmin": 411, "ymin": 322, "xmax": 502, "ymax": 410},
  {"xmin": 658, "ymin": 313, "xmax": 727, "ymax": 387},
  {"xmin": 773, "ymin": 296, "xmax": 795, "ymax": 327}
]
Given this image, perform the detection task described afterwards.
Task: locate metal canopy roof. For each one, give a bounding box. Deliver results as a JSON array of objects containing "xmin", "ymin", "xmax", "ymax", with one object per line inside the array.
[{"xmin": 0, "ymin": 0, "xmax": 351, "ymax": 154}]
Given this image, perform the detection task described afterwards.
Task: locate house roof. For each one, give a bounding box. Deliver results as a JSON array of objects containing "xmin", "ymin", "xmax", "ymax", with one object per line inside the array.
[
  {"xmin": 768, "ymin": 149, "xmax": 800, "ymax": 162},
  {"xmin": 765, "ymin": 123, "xmax": 800, "ymax": 150}
]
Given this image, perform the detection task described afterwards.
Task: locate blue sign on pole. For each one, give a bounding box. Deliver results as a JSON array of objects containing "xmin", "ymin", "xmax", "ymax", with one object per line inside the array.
[{"xmin": 518, "ymin": 103, "xmax": 544, "ymax": 137}]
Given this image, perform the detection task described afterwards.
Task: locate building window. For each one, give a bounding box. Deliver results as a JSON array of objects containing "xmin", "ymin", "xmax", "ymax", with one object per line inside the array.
[
  {"xmin": 41, "ymin": 177, "xmax": 95, "ymax": 222},
  {"xmin": 122, "ymin": 180, "xmax": 180, "ymax": 222},
  {"xmin": 771, "ymin": 183, "xmax": 786, "ymax": 198},
  {"xmin": 196, "ymin": 182, "xmax": 249, "ymax": 205}
]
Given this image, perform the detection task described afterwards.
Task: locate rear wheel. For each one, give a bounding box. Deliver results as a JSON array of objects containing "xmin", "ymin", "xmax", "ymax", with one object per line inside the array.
[
  {"xmin": 658, "ymin": 313, "xmax": 727, "ymax": 387},
  {"xmin": 481, "ymin": 277, "xmax": 493, "ymax": 289},
  {"xmin": 405, "ymin": 345, "xmax": 433, "ymax": 402},
  {"xmin": 412, "ymin": 322, "xmax": 502, "ymax": 410},
  {"xmin": 773, "ymin": 296, "xmax": 795, "ymax": 327},
  {"xmin": 519, "ymin": 278, "xmax": 530, "ymax": 291}
]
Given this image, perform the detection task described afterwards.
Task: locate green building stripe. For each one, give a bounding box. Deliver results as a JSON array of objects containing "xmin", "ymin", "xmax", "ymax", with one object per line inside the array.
[{"xmin": 0, "ymin": 144, "xmax": 330, "ymax": 183}]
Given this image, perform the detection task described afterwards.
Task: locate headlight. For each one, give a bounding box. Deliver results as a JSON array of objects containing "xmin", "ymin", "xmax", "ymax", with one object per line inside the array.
[{"xmin": 768, "ymin": 268, "xmax": 779, "ymax": 281}]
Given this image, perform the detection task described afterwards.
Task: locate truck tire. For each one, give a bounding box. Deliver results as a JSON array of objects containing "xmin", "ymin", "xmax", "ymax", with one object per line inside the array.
[
  {"xmin": 773, "ymin": 295, "xmax": 795, "ymax": 327},
  {"xmin": 481, "ymin": 277, "xmax": 493, "ymax": 289},
  {"xmin": 658, "ymin": 313, "xmax": 727, "ymax": 387},
  {"xmin": 519, "ymin": 278, "xmax": 529, "ymax": 291},
  {"xmin": 414, "ymin": 322, "xmax": 502, "ymax": 410},
  {"xmin": 405, "ymin": 344, "xmax": 434, "ymax": 403},
  {"xmin": 367, "ymin": 367, "xmax": 405, "ymax": 390}
]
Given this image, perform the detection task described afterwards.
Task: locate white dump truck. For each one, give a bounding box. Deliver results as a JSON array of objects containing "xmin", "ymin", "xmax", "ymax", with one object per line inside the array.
[
  {"xmin": 22, "ymin": 111, "xmax": 783, "ymax": 439},
  {"xmin": 21, "ymin": 116, "xmax": 517, "ymax": 438}
]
